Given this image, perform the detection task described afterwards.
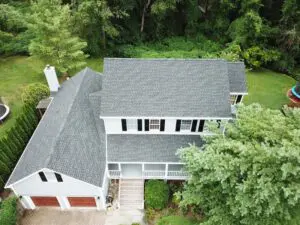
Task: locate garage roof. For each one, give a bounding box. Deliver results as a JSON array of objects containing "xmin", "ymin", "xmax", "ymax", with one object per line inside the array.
[{"xmin": 6, "ymin": 68, "xmax": 106, "ymax": 187}]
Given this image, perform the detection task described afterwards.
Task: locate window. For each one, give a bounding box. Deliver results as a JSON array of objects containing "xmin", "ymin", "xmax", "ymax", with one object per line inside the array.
[
  {"xmin": 45, "ymin": 172, "xmax": 57, "ymax": 182},
  {"xmin": 55, "ymin": 173, "xmax": 63, "ymax": 182},
  {"xmin": 180, "ymin": 120, "xmax": 192, "ymax": 131},
  {"xmin": 230, "ymin": 95, "xmax": 237, "ymax": 105},
  {"xmin": 39, "ymin": 172, "xmax": 47, "ymax": 182},
  {"xmin": 149, "ymin": 119, "xmax": 160, "ymax": 130},
  {"xmin": 127, "ymin": 119, "xmax": 137, "ymax": 131},
  {"xmin": 236, "ymin": 95, "xmax": 243, "ymax": 103}
]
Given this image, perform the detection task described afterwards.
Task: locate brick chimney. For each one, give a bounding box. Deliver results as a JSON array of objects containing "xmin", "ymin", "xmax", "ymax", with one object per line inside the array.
[{"xmin": 43, "ymin": 65, "xmax": 60, "ymax": 92}]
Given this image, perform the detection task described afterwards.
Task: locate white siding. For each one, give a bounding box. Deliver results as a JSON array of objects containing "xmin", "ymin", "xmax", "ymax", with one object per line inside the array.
[
  {"xmin": 11, "ymin": 169, "xmax": 105, "ymax": 210},
  {"xmin": 103, "ymin": 117, "xmax": 225, "ymax": 135},
  {"xmin": 104, "ymin": 118, "xmax": 122, "ymax": 133}
]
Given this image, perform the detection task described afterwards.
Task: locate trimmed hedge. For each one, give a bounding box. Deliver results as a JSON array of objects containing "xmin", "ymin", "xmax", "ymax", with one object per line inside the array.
[
  {"xmin": 145, "ymin": 180, "xmax": 169, "ymax": 210},
  {"xmin": 0, "ymin": 83, "xmax": 49, "ymax": 189},
  {"xmin": 0, "ymin": 197, "xmax": 18, "ymax": 225}
]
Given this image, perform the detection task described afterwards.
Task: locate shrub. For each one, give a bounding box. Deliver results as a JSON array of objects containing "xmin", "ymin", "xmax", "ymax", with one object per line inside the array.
[
  {"xmin": 145, "ymin": 208, "xmax": 156, "ymax": 223},
  {"xmin": 21, "ymin": 83, "xmax": 50, "ymax": 107},
  {"xmin": 0, "ymin": 197, "xmax": 18, "ymax": 225},
  {"xmin": 145, "ymin": 180, "xmax": 169, "ymax": 210}
]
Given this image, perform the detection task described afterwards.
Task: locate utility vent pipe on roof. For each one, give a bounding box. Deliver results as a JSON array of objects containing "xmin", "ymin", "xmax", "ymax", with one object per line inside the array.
[{"xmin": 43, "ymin": 65, "xmax": 60, "ymax": 92}]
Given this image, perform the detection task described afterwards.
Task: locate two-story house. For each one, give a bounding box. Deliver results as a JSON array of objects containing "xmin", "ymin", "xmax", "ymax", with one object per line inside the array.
[{"xmin": 5, "ymin": 58, "xmax": 247, "ymax": 210}]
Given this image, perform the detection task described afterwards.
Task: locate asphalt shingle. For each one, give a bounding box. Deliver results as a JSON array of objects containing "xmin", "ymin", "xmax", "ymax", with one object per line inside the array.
[
  {"xmin": 227, "ymin": 62, "xmax": 247, "ymax": 93},
  {"xmin": 101, "ymin": 58, "xmax": 233, "ymax": 118},
  {"xmin": 107, "ymin": 134, "xmax": 203, "ymax": 162},
  {"xmin": 6, "ymin": 68, "xmax": 106, "ymax": 187}
]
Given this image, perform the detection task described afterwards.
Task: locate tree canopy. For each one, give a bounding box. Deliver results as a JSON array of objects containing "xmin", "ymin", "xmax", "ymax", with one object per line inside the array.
[
  {"xmin": 178, "ymin": 104, "xmax": 300, "ymax": 225},
  {"xmin": 0, "ymin": 0, "xmax": 299, "ymax": 74}
]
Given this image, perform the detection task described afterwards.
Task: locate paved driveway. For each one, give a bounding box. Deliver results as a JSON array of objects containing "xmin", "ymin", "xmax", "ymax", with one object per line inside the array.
[{"xmin": 20, "ymin": 209, "xmax": 106, "ymax": 225}]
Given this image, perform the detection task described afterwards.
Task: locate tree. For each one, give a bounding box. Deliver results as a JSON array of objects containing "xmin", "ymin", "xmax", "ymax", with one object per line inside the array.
[
  {"xmin": 178, "ymin": 104, "xmax": 300, "ymax": 225},
  {"xmin": 27, "ymin": 0, "xmax": 87, "ymax": 73},
  {"xmin": 72, "ymin": 0, "xmax": 122, "ymax": 56}
]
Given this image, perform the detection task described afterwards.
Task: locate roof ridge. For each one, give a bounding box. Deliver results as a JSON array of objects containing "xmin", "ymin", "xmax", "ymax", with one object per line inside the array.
[
  {"xmin": 104, "ymin": 57, "xmax": 226, "ymax": 61},
  {"xmin": 45, "ymin": 68, "xmax": 89, "ymax": 168}
]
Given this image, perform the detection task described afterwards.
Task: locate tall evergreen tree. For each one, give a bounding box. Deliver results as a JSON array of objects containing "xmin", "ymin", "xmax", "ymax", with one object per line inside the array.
[{"xmin": 27, "ymin": 0, "xmax": 88, "ymax": 73}]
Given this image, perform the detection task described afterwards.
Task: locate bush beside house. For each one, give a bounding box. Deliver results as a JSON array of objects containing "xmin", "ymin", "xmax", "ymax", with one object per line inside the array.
[
  {"xmin": 145, "ymin": 180, "xmax": 169, "ymax": 210},
  {"xmin": 0, "ymin": 197, "xmax": 18, "ymax": 225},
  {"xmin": 0, "ymin": 83, "xmax": 49, "ymax": 189}
]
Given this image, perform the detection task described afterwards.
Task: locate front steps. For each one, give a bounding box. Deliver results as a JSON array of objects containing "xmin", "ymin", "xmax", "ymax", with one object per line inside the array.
[{"xmin": 119, "ymin": 179, "xmax": 144, "ymax": 209}]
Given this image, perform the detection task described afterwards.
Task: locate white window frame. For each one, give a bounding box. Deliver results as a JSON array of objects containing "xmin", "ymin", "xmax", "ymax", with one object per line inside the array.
[
  {"xmin": 149, "ymin": 119, "xmax": 160, "ymax": 130},
  {"xmin": 180, "ymin": 120, "xmax": 192, "ymax": 131},
  {"xmin": 44, "ymin": 172, "xmax": 57, "ymax": 182},
  {"xmin": 127, "ymin": 119, "xmax": 137, "ymax": 131},
  {"xmin": 230, "ymin": 95, "xmax": 237, "ymax": 105}
]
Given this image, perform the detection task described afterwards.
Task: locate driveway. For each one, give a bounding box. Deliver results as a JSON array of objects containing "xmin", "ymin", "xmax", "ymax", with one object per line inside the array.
[{"xmin": 20, "ymin": 209, "xmax": 106, "ymax": 225}]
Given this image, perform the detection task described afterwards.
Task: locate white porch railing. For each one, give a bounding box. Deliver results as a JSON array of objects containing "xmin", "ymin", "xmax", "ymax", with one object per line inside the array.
[
  {"xmin": 108, "ymin": 167, "xmax": 189, "ymax": 180},
  {"xmin": 142, "ymin": 170, "xmax": 165, "ymax": 178},
  {"xmin": 167, "ymin": 171, "xmax": 189, "ymax": 178},
  {"xmin": 108, "ymin": 170, "xmax": 121, "ymax": 178}
]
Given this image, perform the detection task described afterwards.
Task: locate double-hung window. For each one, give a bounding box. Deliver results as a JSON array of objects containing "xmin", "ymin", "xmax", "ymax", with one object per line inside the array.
[
  {"xmin": 149, "ymin": 119, "xmax": 160, "ymax": 130},
  {"xmin": 127, "ymin": 119, "xmax": 137, "ymax": 131},
  {"xmin": 180, "ymin": 120, "xmax": 192, "ymax": 131}
]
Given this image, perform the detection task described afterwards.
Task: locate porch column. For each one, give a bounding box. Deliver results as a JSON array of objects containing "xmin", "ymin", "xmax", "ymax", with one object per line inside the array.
[
  {"xmin": 165, "ymin": 164, "xmax": 168, "ymax": 180},
  {"xmin": 57, "ymin": 196, "xmax": 70, "ymax": 210},
  {"xmin": 142, "ymin": 163, "xmax": 145, "ymax": 178}
]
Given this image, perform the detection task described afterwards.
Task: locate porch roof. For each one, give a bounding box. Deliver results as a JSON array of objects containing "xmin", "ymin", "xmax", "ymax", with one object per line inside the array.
[{"xmin": 107, "ymin": 134, "xmax": 203, "ymax": 162}]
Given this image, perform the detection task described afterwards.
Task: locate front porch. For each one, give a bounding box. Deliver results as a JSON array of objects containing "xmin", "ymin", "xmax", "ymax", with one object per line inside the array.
[{"xmin": 107, "ymin": 163, "xmax": 188, "ymax": 180}]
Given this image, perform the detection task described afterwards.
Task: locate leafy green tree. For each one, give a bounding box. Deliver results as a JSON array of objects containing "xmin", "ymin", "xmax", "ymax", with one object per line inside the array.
[
  {"xmin": 27, "ymin": 0, "xmax": 88, "ymax": 73},
  {"xmin": 72, "ymin": 0, "xmax": 124, "ymax": 56},
  {"xmin": 178, "ymin": 104, "xmax": 300, "ymax": 225},
  {"xmin": 0, "ymin": 3, "xmax": 30, "ymax": 55}
]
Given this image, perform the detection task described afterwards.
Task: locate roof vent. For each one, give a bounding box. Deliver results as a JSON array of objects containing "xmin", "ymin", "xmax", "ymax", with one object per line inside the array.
[{"xmin": 43, "ymin": 65, "xmax": 60, "ymax": 92}]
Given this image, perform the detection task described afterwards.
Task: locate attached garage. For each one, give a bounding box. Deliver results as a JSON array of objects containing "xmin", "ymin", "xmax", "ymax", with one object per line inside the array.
[
  {"xmin": 31, "ymin": 196, "xmax": 60, "ymax": 207},
  {"xmin": 68, "ymin": 197, "xmax": 96, "ymax": 207}
]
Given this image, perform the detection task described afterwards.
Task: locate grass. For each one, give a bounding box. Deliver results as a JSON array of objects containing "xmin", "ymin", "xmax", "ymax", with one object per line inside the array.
[
  {"xmin": 244, "ymin": 69, "xmax": 295, "ymax": 109},
  {"xmin": 0, "ymin": 56, "xmax": 103, "ymax": 136},
  {"xmin": 156, "ymin": 215, "xmax": 198, "ymax": 225}
]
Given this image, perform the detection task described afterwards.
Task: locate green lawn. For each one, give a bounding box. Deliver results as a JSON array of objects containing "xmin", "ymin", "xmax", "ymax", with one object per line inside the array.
[
  {"xmin": 156, "ymin": 215, "xmax": 198, "ymax": 225},
  {"xmin": 0, "ymin": 56, "xmax": 296, "ymax": 135},
  {"xmin": 244, "ymin": 69, "xmax": 295, "ymax": 109},
  {"xmin": 0, "ymin": 56, "xmax": 103, "ymax": 135}
]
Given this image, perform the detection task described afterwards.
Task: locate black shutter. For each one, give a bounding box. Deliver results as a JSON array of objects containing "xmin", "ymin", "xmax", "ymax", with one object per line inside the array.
[
  {"xmin": 55, "ymin": 173, "xmax": 63, "ymax": 182},
  {"xmin": 121, "ymin": 119, "xmax": 127, "ymax": 131},
  {"xmin": 145, "ymin": 119, "xmax": 149, "ymax": 131},
  {"xmin": 138, "ymin": 119, "xmax": 142, "ymax": 131},
  {"xmin": 175, "ymin": 120, "xmax": 181, "ymax": 132},
  {"xmin": 160, "ymin": 120, "xmax": 165, "ymax": 131},
  {"xmin": 198, "ymin": 120, "xmax": 205, "ymax": 132},
  {"xmin": 191, "ymin": 120, "xmax": 198, "ymax": 132},
  {"xmin": 38, "ymin": 172, "xmax": 47, "ymax": 182},
  {"xmin": 236, "ymin": 95, "xmax": 243, "ymax": 103}
]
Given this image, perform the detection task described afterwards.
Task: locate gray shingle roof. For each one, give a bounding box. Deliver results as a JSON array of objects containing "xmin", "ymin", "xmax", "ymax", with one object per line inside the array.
[
  {"xmin": 107, "ymin": 134, "xmax": 203, "ymax": 162},
  {"xmin": 6, "ymin": 68, "xmax": 106, "ymax": 187},
  {"xmin": 227, "ymin": 62, "xmax": 247, "ymax": 93},
  {"xmin": 100, "ymin": 58, "xmax": 236, "ymax": 118}
]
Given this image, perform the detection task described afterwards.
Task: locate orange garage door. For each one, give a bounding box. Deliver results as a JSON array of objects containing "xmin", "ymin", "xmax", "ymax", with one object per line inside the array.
[
  {"xmin": 31, "ymin": 196, "xmax": 60, "ymax": 207},
  {"xmin": 68, "ymin": 197, "xmax": 96, "ymax": 207}
]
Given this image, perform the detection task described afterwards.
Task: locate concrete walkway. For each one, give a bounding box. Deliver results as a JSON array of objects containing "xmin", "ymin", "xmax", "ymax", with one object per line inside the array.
[
  {"xmin": 20, "ymin": 209, "xmax": 106, "ymax": 225},
  {"xmin": 105, "ymin": 209, "xmax": 145, "ymax": 225}
]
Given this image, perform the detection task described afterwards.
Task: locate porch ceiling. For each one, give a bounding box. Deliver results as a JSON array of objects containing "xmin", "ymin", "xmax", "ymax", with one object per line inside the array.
[{"xmin": 107, "ymin": 134, "xmax": 203, "ymax": 162}]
